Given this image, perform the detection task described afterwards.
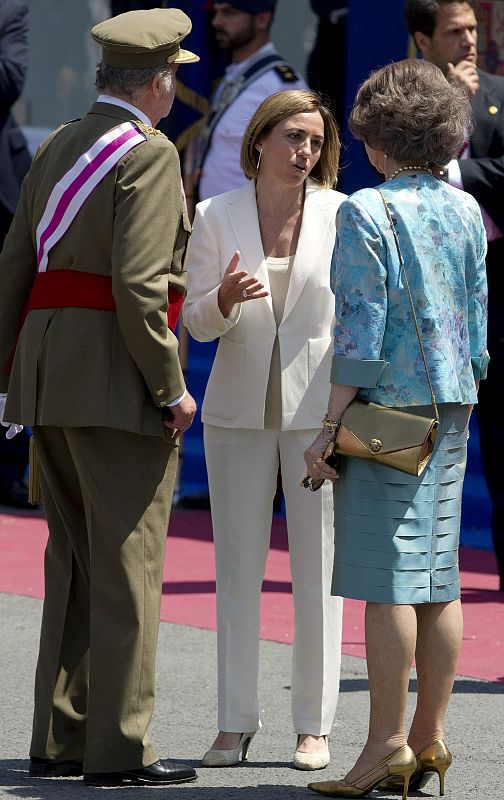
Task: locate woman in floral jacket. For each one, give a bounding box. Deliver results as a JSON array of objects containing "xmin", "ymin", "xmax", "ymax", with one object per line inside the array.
[{"xmin": 304, "ymin": 59, "xmax": 488, "ymax": 799}]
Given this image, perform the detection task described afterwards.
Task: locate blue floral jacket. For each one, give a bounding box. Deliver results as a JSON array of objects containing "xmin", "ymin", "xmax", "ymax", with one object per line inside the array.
[{"xmin": 330, "ymin": 174, "xmax": 489, "ymax": 407}]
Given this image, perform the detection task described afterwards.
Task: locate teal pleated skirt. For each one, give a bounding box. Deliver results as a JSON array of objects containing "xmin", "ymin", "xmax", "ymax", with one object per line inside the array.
[{"xmin": 331, "ymin": 403, "xmax": 470, "ymax": 604}]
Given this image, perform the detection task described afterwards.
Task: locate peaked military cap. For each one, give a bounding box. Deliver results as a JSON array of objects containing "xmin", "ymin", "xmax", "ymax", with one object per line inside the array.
[{"xmin": 91, "ymin": 8, "xmax": 199, "ymax": 69}]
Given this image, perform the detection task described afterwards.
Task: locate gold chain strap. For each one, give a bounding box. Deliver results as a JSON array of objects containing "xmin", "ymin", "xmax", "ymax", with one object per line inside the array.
[{"xmin": 377, "ymin": 189, "xmax": 440, "ymax": 422}]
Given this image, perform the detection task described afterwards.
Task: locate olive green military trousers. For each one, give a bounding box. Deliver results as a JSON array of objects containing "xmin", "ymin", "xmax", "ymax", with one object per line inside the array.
[{"xmin": 29, "ymin": 426, "xmax": 177, "ymax": 773}]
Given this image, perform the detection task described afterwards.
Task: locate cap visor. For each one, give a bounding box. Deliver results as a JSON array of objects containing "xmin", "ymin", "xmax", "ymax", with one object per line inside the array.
[{"xmin": 174, "ymin": 48, "xmax": 199, "ymax": 64}]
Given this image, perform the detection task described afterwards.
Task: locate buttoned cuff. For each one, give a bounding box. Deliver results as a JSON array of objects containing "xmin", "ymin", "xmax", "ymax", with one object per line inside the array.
[
  {"xmin": 472, "ymin": 351, "xmax": 490, "ymax": 381},
  {"xmin": 330, "ymin": 356, "xmax": 389, "ymax": 387}
]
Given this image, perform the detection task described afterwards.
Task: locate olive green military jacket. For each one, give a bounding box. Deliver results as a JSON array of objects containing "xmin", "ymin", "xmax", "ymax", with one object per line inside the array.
[{"xmin": 0, "ymin": 102, "xmax": 190, "ymax": 440}]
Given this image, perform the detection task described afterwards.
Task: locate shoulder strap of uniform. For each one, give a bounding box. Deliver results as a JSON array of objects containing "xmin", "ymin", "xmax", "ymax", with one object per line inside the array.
[
  {"xmin": 241, "ymin": 53, "xmax": 285, "ymax": 84},
  {"xmin": 196, "ymin": 54, "xmax": 297, "ymax": 173},
  {"xmin": 273, "ymin": 63, "xmax": 300, "ymax": 83},
  {"xmin": 135, "ymin": 121, "xmax": 168, "ymax": 139}
]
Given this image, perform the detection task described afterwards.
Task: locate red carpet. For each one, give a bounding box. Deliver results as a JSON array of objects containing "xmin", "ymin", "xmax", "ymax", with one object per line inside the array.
[{"xmin": 1, "ymin": 509, "xmax": 502, "ymax": 683}]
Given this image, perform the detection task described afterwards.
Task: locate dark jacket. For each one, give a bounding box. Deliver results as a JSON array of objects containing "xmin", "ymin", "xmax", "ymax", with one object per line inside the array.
[
  {"xmin": 0, "ymin": 0, "xmax": 31, "ymax": 215},
  {"xmin": 460, "ymin": 69, "xmax": 504, "ymax": 234}
]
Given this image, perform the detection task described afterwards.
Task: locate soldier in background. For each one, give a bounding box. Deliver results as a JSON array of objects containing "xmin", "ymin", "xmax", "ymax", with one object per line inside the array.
[{"xmin": 195, "ymin": 0, "xmax": 306, "ymax": 202}]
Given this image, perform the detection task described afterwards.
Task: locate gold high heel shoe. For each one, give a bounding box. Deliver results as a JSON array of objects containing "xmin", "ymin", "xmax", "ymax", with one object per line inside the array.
[
  {"xmin": 201, "ymin": 731, "xmax": 256, "ymax": 767},
  {"xmin": 381, "ymin": 739, "xmax": 452, "ymax": 796},
  {"xmin": 416, "ymin": 739, "xmax": 452, "ymax": 796},
  {"xmin": 308, "ymin": 744, "xmax": 417, "ymax": 800}
]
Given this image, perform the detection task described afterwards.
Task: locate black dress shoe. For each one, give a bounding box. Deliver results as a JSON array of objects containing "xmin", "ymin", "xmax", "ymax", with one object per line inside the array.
[
  {"xmin": 83, "ymin": 758, "xmax": 197, "ymax": 786},
  {"xmin": 29, "ymin": 756, "xmax": 83, "ymax": 777}
]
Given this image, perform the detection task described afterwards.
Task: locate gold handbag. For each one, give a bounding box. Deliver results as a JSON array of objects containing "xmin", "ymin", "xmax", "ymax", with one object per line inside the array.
[
  {"xmin": 331, "ymin": 398, "xmax": 438, "ymax": 476},
  {"xmin": 306, "ymin": 191, "xmax": 440, "ymax": 490}
]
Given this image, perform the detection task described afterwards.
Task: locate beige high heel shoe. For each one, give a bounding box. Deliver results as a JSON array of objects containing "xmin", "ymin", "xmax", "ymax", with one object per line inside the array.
[
  {"xmin": 308, "ymin": 744, "xmax": 417, "ymax": 800},
  {"xmin": 293, "ymin": 735, "xmax": 330, "ymax": 770},
  {"xmin": 381, "ymin": 739, "xmax": 452, "ymax": 796},
  {"xmin": 201, "ymin": 731, "xmax": 256, "ymax": 767}
]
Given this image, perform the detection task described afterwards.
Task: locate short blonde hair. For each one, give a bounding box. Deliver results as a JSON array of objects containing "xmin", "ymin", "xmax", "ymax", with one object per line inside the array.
[
  {"xmin": 240, "ymin": 89, "xmax": 340, "ymax": 188},
  {"xmin": 349, "ymin": 58, "xmax": 471, "ymax": 165}
]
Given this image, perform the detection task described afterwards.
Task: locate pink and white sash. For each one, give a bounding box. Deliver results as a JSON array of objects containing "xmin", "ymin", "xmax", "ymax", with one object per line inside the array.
[{"xmin": 35, "ymin": 121, "xmax": 146, "ymax": 272}]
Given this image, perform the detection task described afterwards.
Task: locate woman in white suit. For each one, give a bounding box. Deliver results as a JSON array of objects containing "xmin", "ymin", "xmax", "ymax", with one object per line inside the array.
[{"xmin": 183, "ymin": 90, "xmax": 345, "ymax": 770}]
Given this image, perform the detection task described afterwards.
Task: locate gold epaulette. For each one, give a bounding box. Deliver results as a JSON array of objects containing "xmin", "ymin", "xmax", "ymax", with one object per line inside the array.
[
  {"xmin": 274, "ymin": 64, "xmax": 298, "ymax": 83},
  {"xmin": 136, "ymin": 122, "xmax": 167, "ymax": 139}
]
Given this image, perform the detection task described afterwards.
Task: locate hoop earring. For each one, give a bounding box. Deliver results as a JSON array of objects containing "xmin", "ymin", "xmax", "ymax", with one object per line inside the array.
[{"xmin": 256, "ymin": 148, "xmax": 263, "ymax": 171}]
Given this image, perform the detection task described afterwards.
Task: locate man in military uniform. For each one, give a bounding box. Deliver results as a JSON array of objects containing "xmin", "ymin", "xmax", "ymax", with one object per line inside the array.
[
  {"xmin": 0, "ymin": 8, "xmax": 198, "ymax": 786},
  {"xmin": 196, "ymin": 0, "xmax": 306, "ymax": 201}
]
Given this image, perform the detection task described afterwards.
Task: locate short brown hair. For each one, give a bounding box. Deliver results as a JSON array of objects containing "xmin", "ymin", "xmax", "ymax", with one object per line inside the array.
[
  {"xmin": 349, "ymin": 58, "xmax": 471, "ymax": 165},
  {"xmin": 404, "ymin": 0, "xmax": 477, "ymax": 39},
  {"xmin": 240, "ymin": 89, "xmax": 340, "ymax": 188}
]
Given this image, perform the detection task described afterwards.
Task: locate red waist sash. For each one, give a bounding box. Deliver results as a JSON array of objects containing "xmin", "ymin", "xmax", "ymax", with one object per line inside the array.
[{"xmin": 25, "ymin": 270, "xmax": 183, "ymax": 332}]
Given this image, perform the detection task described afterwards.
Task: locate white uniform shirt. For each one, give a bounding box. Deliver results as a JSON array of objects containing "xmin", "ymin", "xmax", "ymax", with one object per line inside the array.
[
  {"xmin": 447, "ymin": 146, "xmax": 502, "ymax": 242},
  {"xmin": 199, "ymin": 43, "xmax": 306, "ymax": 201}
]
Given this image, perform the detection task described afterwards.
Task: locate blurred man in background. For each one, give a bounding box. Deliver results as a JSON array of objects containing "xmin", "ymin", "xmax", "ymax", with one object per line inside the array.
[
  {"xmin": 0, "ymin": 0, "xmax": 32, "ymax": 508},
  {"xmin": 195, "ymin": 0, "xmax": 306, "ymax": 201}
]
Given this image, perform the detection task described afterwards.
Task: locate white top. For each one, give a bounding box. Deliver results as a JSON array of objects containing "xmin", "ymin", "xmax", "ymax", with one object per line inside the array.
[
  {"xmin": 264, "ymin": 255, "xmax": 294, "ymax": 429},
  {"xmin": 198, "ymin": 43, "xmax": 306, "ymax": 201},
  {"xmin": 266, "ymin": 254, "xmax": 293, "ymax": 326}
]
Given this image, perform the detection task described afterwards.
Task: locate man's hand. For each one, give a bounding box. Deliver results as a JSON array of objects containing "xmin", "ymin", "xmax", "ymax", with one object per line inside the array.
[
  {"xmin": 0, "ymin": 393, "xmax": 23, "ymax": 439},
  {"xmin": 447, "ymin": 60, "xmax": 479, "ymax": 96},
  {"xmin": 162, "ymin": 392, "xmax": 197, "ymax": 439}
]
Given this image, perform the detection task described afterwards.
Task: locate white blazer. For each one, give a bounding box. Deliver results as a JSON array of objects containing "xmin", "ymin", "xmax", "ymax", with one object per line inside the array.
[{"xmin": 183, "ymin": 179, "xmax": 346, "ymax": 430}]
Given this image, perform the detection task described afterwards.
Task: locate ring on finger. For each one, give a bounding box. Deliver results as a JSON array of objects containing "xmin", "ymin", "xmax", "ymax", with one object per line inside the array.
[{"xmin": 242, "ymin": 288, "xmax": 248, "ymax": 299}]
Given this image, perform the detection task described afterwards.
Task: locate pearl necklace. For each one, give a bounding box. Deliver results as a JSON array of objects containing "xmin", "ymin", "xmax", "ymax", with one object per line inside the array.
[{"xmin": 388, "ymin": 165, "xmax": 433, "ymax": 181}]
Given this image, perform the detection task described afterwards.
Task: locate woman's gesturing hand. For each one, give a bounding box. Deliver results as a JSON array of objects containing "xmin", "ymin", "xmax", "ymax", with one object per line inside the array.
[{"xmin": 218, "ymin": 250, "xmax": 269, "ymax": 318}]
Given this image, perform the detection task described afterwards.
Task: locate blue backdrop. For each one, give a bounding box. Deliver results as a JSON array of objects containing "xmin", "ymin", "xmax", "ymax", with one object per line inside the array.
[{"xmin": 340, "ymin": 0, "xmax": 409, "ymax": 194}]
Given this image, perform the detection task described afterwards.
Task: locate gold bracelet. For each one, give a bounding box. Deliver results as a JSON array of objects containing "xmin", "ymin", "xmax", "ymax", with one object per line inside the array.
[
  {"xmin": 321, "ymin": 414, "xmax": 342, "ymax": 431},
  {"xmin": 321, "ymin": 419, "xmax": 341, "ymax": 436}
]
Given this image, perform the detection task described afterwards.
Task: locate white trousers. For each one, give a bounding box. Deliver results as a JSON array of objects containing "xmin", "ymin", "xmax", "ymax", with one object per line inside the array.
[{"xmin": 204, "ymin": 425, "xmax": 343, "ymax": 734}]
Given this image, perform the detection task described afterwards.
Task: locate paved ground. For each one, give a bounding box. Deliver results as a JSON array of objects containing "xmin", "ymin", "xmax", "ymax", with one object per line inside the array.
[{"xmin": 1, "ymin": 592, "xmax": 503, "ymax": 800}]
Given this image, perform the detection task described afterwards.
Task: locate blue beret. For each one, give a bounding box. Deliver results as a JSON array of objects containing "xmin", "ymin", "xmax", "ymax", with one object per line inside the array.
[{"xmin": 225, "ymin": 1, "xmax": 277, "ymax": 12}]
